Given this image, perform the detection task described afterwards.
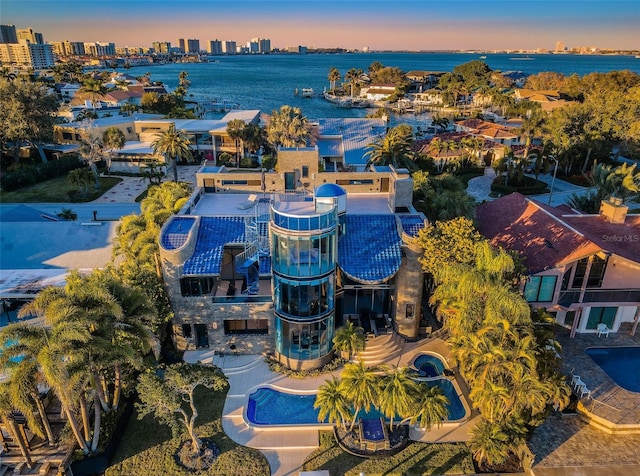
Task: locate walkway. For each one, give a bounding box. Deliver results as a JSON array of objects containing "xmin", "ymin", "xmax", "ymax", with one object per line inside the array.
[
  {"xmin": 92, "ymin": 165, "xmax": 201, "ymax": 204},
  {"xmin": 465, "ymin": 167, "xmax": 596, "ymax": 207}
]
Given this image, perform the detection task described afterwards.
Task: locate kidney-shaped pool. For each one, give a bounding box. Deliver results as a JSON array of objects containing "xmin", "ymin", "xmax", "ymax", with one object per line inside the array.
[{"xmin": 246, "ymin": 378, "xmax": 466, "ymax": 426}]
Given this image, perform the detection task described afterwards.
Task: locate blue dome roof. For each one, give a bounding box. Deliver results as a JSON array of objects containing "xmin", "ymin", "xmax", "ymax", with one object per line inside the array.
[{"xmin": 315, "ymin": 183, "xmax": 347, "ymax": 198}]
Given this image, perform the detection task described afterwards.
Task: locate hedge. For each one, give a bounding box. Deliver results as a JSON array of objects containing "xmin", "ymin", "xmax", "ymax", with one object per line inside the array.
[{"xmin": 1, "ymin": 156, "xmax": 85, "ymax": 191}]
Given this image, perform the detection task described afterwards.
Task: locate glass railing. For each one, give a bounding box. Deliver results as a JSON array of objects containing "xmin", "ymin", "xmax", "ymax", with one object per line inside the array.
[{"xmin": 558, "ymin": 289, "xmax": 640, "ymax": 306}]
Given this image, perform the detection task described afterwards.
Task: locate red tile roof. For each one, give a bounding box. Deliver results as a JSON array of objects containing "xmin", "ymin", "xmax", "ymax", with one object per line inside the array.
[{"xmin": 476, "ymin": 193, "xmax": 601, "ymax": 273}]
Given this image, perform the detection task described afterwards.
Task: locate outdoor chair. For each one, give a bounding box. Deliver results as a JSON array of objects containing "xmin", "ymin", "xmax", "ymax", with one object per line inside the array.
[
  {"xmin": 578, "ymin": 385, "xmax": 591, "ymax": 399},
  {"xmin": 596, "ymin": 323, "xmax": 610, "ymax": 338},
  {"xmin": 238, "ymin": 194, "xmax": 258, "ymax": 210}
]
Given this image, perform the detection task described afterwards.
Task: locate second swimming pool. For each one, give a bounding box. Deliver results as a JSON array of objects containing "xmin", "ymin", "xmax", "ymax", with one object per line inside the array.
[{"xmin": 586, "ymin": 346, "xmax": 640, "ymax": 392}]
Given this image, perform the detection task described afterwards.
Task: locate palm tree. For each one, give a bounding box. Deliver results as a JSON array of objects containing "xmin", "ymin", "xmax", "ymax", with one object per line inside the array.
[
  {"xmin": 344, "ymin": 68, "xmax": 363, "ymax": 98},
  {"xmin": 407, "ymin": 384, "xmax": 449, "ymax": 431},
  {"xmin": 327, "ymin": 67, "xmax": 341, "ymax": 92},
  {"xmin": 265, "ymin": 105, "xmax": 309, "ymax": 149},
  {"xmin": 3, "ymin": 306, "xmax": 92, "ymax": 454},
  {"xmin": 2, "ymin": 357, "xmax": 56, "ymax": 446},
  {"xmin": 174, "ymin": 71, "xmax": 190, "ymax": 101},
  {"xmin": 0, "ymin": 386, "xmax": 34, "ymax": 468},
  {"xmin": 226, "ymin": 119, "xmax": 246, "ymax": 168},
  {"xmin": 378, "ymin": 367, "xmax": 419, "ymax": 430},
  {"xmin": 78, "ymin": 78, "xmax": 108, "ymax": 109},
  {"xmin": 242, "ymin": 123, "xmax": 266, "ymax": 157},
  {"xmin": 469, "ymin": 420, "xmax": 512, "ymax": 466},
  {"xmin": 151, "ymin": 124, "xmax": 194, "ymax": 182},
  {"xmin": 314, "ymin": 377, "xmax": 353, "ymax": 429},
  {"xmin": 339, "ymin": 361, "xmax": 381, "ymax": 430},
  {"xmin": 102, "ymin": 126, "xmax": 126, "ymax": 176},
  {"xmin": 332, "ymin": 321, "xmax": 365, "ymax": 360},
  {"xmin": 518, "ymin": 108, "xmax": 545, "ymax": 159},
  {"xmin": 364, "ymin": 127, "xmax": 415, "ymax": 170}
]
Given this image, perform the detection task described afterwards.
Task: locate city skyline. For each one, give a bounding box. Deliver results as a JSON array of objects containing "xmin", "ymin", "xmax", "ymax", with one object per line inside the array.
[{"xmin": 3, "ymin": 0, "xmax": 639, "ymax": 51}]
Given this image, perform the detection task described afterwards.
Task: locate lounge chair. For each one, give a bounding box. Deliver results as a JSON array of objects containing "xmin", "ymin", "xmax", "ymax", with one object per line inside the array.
[{"xmin": 238, "ymin": 194, "xmax": 258, "ymax": 210}]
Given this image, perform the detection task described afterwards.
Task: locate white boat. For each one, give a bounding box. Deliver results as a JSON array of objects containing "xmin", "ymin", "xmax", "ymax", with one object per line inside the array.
[{"xmin": 301, "ymin": 88, "xmax": 315, "ymax": 98}]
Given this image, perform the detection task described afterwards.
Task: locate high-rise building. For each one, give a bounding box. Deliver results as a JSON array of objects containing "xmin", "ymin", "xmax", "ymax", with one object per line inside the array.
[
  {"xmin": 222, "ymin": 40, "xmax": 236, "ymax": 55},
  {"xmin": 247, "ymin": 40, "xmax": 259, "ymax": 54},
  {"xmin": 177, "ymin": 38, "xmax": 186, "ymax": 52},
  {"xmin": 187, "ymin": 38, "xmax": 200, "ymax": 54},
  {"xmin": 84, "ymin": 42, "xmax": 116, "ymax": 56},
  {"xmin": 255, "ymin": 38, "xmax": 271, "ymax": 54},
  {"xmin": 207, "ymin": 40, "xmax": 222, "ymax": 55},
  {"xmin": 50, "ymin": 40, "xmax": 84, "ymax": 56},
  {"xmin": 555, "ymin": 40, "xmax": 565, "ymax": 53},
  {"xmin": 152, "ymin": 41, "xmax": 171, "ymax": 54},
  {"xmin": 0, "ymin": 24, "xmax": 18, "ymax": 43},
  {"xmin": 0, "ymin": 41, "xmax": 55, "ymax": 68},
  {"xmin": 17, "ymin": 27, "xmax": 44, "ymax": 44}
]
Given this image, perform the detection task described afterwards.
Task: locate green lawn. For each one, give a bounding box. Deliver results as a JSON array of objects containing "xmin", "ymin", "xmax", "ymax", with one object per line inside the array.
[
  {"xmin": 105, "ymin": 386, "xmax": 270, "ymax": 476},
  {"xmin": 301, "ymin": 431, "xmax": 475, "ymax": 476},
  {"xmin": 0, "ymin": 175, "xmax": 122, "ymax": 203}
]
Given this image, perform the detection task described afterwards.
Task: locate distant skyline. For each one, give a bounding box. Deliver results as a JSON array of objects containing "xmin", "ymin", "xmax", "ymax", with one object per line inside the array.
[{"xmin": 3, "ymin": 0, "xmax": 640, "ymax": 51}]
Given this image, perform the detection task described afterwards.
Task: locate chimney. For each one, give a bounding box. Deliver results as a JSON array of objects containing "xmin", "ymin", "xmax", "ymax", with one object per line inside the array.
[{"xmin": 599, "ymin": 197, "xmax": 628, "ymax": 224}]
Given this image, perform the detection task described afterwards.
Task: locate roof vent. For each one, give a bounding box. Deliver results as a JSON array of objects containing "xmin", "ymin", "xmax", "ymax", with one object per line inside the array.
[{"xmin": 599, "ymin": 198, "xmax": 628, "ymax": 224}]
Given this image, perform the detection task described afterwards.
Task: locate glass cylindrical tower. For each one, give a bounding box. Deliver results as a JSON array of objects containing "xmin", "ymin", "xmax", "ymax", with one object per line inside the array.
[{"xmin": 271, "ymin": 198, "xmax": 338, "ymax": 369}]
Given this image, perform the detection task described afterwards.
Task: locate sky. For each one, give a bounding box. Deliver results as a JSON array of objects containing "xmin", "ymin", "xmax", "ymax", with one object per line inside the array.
[{"xmin": 3, "ymin": 0, "xmax": 640, "ymax": 51}]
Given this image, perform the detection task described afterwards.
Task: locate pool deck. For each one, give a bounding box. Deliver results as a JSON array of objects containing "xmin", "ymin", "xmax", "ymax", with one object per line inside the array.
[
  {"xmin": 528, "ymin": 325, "xmax": 640, "ymax": 476},
  {"xmin": 556, "ymin": 325, "xmax": 640, "ymax": 429},
  {"xmin": 185, "ymin": 336, "xmax": 479, "ymax": 476}
]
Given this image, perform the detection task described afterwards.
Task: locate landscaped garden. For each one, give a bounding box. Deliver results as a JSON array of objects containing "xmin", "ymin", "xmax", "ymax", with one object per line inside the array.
[
  {"xmin": 105, "ymin": 384, "xmax": 270, "ymax": 476},
  {"xmin": 0, "ymin": 170, "xmax": 122, "ymax": 203},
  {"xmin": 301, "ymin": 431, "xmax": 475, "ymax": 475}
]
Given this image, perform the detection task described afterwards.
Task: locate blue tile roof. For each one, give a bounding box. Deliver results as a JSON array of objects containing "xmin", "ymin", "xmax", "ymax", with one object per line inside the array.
[
  {"xmin": 398, "ymin": 215, "xmax": 426, "ymax": 238},
  {"xmin": 338, "ymin": 215, "xmax": 402, "ymax": 284},
  {"xmin": 183, "ymin": 217, "xmax": 271, "ymax": 276},
  {"xmin": 183, "ymin": 217, "xmax": 245, "ymax": 275},
  {"xmin": 161, "ymin": 217, "xmax": 196, "ymax": 250}
]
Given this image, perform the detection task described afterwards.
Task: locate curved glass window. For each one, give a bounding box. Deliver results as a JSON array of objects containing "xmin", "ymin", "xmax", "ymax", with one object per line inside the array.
[
  {"xmin": 271, "ymin": 209, "xmax": 337, "ymax": 232},
  {"xmin": 271, "ymin": 233, "xmax": 335, "ymax": 277},
  {"xmin": 274, "ymin": 276, "xmax": 334, "ymax": 319},
  {"xmin": 275, "ymin": 315, "xmax": 334, "ymax": 361}
]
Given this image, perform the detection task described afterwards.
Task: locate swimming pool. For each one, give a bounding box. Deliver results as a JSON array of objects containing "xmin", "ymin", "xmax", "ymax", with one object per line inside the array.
[
  {"xmin": 412, "ymin": 353, "xmax": 446, "ymax": 378},
  {"xmin": 246, "ymin": 378, "xmax": 466, "ymax": 426},
  {"xmin": 586, "ymin": 346, "xmax": 640, "ymax": 393}
]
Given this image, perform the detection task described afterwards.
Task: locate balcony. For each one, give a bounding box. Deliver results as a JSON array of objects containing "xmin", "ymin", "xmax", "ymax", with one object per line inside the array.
[{"xmin": 558, "ymin": 288, "xmax": 640, "ymax": 307}]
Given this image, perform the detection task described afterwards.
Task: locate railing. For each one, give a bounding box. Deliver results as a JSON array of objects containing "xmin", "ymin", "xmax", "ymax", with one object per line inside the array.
[{"xmin": 558, "ymin": 288, "xmax": 640, "ymax": 306}]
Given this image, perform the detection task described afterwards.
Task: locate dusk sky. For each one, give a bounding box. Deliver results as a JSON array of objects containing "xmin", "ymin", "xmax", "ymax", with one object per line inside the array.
[{"xmin": 3, "ymin": 0, "xmax": 639, "ymax": 51}]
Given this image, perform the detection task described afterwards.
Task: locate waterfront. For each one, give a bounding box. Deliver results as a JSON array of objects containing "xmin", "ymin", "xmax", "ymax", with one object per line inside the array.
[{"xmin": 122, "ymin": 52, "xmax": 640, "ymax": 121}]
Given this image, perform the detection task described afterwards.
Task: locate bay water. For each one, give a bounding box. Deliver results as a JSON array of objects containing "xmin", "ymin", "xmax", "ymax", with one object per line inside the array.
[{"xmin": 122, "ymin": 52, "xmax": 640, "ymax": 123}]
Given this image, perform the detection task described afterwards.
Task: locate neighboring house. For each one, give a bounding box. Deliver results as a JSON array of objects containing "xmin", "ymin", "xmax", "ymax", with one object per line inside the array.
[
  {"xmin": 315, "ymin": 118, "xmax": 387, "ymax": 172},
  {"xmin": 408, "ymin": 89, "xmax": 444, "ymax": 105},
  {"xmin": 360, "ymin": 84, "xmax": 397, "ymax": 101},
  {"xmin": 0, "ymin": 205, "xmax": 118, "ymax": 312},
  {"xmin": 58, "ymin": 83, "xmax": 81, "ymax": 101},
  {"xmin": 456, "ymin": 118, "xmax": 520, "ymax": 147},
  {"xmin": 404, "ymin": 71, "xmax": 445, "ymax": 91},
  {"xmin": 53, "ymin": 111, "xmax": 260, "ymax": 172},
  {"xmin": 160, "ymin": 151, "xmax": 424, "ymax": 370},
  {"xmin": 476, "ymin": 193, "xmax": 640, "ymax": 336},
  {"xmin": 513, "ymin": 88, "xmax": 561, "ymax": 102},
  {"xmin": 103, "ymin": 90, "xmax": 142, "ymax": 107}
]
